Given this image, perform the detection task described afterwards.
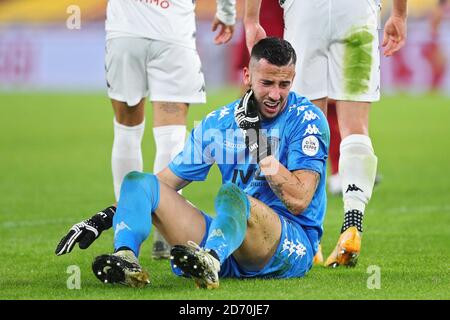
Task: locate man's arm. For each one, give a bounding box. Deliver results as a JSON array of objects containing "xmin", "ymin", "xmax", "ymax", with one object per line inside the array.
[
  {"xmin": 234, "ymin": 90, "xmax": 321, "ymax": 214},
  {"xmin": 382, "ymin": 0, "xmax": 408, "ymax": 56},
  {"xmin": 259, "ymin": 155, "xmax": 319, "ymax": 215},
  {"xmin": 243, "ymin": 0, "xmax": 266, "ymax": 53},
  {"xmin": 430, "ymin": 0, "xmax": 447, "ymax": 38},
  {"xmin": 157, "ymin": 167, "xmax": 191, "ymax": 191}
]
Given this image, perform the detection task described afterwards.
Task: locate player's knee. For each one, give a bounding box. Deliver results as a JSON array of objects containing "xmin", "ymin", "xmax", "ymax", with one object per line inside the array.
[
  {"xmin": 120, "ymin": 171, "xmax": 147, "ymax": 198},
  {"xmin": 113, "ymin": 99, "xmax": 145, "ymax": 126},
  {"xmin": 123, "ymin": 171, "xmax": 146, "ymax": 182},
  {"xmin": 121, "ymin": 172, "xmax": 160, "ymax": 209},
  {"xmin": 217, "ymin": 182, "xmax": 245, "ymax": 201},
  {"xmin": 215, "ymin": 183, "xmax": 250, "ymax": 220}
]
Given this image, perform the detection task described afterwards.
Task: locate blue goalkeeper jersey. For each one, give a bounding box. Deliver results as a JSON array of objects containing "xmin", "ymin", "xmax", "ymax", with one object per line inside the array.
[{"xmin": 169, "ymin": 92, "xmax": 330, "ymax": 246}]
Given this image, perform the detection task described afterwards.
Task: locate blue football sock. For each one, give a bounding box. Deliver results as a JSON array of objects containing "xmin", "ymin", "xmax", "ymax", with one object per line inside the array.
[
  {"xmin": 204, "ymin": 183, "xmax": 250, "ymax": 264},
  {"xmin": 113, "ymin": 172, "xmax": 160, "ymax": 257}
]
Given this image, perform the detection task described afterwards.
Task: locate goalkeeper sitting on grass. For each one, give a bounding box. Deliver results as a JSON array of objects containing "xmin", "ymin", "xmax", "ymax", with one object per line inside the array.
[{"xmin": 55, "ymin": 37, "xmax": 330, "ymax": 289}]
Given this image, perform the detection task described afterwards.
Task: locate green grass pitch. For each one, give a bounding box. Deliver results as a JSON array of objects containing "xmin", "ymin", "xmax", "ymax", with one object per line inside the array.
[{"xmin": 0, "ymin": 89, "xmax": 449, "ymax": 300}]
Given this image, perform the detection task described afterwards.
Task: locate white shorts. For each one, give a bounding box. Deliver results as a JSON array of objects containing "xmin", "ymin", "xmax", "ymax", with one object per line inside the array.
[
  {"xmin": 105, "ymin": 37, "xmax": 206, "ymax": 106},
  {"xmin": 283, "ymin": 0, "xmax": 381, "ymax": 102}
]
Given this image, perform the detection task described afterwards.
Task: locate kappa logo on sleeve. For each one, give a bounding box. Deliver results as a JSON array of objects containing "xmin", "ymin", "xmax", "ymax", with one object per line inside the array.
[
  {"xmin": 205, "ymin": 111, "xmax": 216, "ymax": 119},
  {"xmin": 302, "ymin": 135, "xmax": 320, "ymax": 156},
  {"xmin": 301, "ymin": 110, "xmax": 320, "ymax": 123},
  {"xmin": 218, "ymin": 106, "xmax": 230, "ymax": 120},
  {"xmin": 288, "ymin": 104, "xmax": 310, "ymax": 116},
  {"xmin": 302, "ymin": 124, "xmax": 322, "ymax": 136}
]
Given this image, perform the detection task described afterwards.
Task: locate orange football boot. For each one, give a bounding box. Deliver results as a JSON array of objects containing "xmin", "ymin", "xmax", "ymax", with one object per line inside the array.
[
  {"xmin": 324, "ymin": 226, "xmax": 361, "ymax": 268},
  {"xmin": 313, "ymin": 244, "xmax": 323, "ymax": 265}
]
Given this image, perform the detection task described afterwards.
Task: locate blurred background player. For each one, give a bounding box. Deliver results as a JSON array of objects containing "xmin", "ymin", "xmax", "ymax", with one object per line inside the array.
[
  {"xmin": 422, "ymin": 0, "xmax": 449, "ymax": 91},
  {"xmin": 106, "ymin": 0, "xmax": 236, "ymax": 259},
  {"xmin": 326, "ymin": 100, "xmax": 341, "ymax": 196},
  {"xmin": 244, "ymin": 0, "xmax": 408, "ymax": 267}
]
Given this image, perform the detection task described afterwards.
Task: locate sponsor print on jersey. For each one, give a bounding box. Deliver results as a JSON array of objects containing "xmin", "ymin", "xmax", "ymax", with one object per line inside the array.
[
  {"xmin": 136, "ymin": 0, "xmax": 171, "ymax": 10},
  {"xmin": 302, "ymin": 135, "xmax": 319, "ymax": 156}
]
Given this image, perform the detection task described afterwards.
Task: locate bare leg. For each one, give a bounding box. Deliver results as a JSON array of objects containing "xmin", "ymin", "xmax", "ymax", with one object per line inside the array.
[
  {"xmin": 169, "ymin": 183, "xmax": 282, "ymax": 289},
  {"xmin": 112, "ymin": 98, "xmax": 146, "ymax": 126},
  {"xmin": 151, "ymin": 101, "xmax": 190, "ymax": 258},
  {"xmin": 152, "ymin": 181, "xmax": 206, "ymax": 246},
  {"xmin": 152, "ymin": 101, "xmax": 188, "ymax": 127},
  {"xmin": 335, "ymin": 100, "xmax": 370, "ymax": 138},
  {"xmin": 232, "ymin": 196, "xmax": 282, "ymax": 271},
  {"xmin": 311, "ymin": 97, "xmax": 328, "ymax": 116}
]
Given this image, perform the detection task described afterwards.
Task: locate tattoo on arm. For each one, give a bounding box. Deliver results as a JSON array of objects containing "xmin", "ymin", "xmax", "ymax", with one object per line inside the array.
[
  {"xmin": 265, "ymin": 175, "xmax": 302, "ymax": 213},
  {"xmin": 302, "ymin": 169, "xmax": 320, "ymax": 191},
  {"xmin": 265, "ymin": 169, "xmax": 320, "ymax": 214}
]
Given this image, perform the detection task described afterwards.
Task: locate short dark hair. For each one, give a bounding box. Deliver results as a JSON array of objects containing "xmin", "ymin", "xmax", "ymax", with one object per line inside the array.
[{"xmin": 250, "ymin": 37, "xmax": 297, "ymax": 66}]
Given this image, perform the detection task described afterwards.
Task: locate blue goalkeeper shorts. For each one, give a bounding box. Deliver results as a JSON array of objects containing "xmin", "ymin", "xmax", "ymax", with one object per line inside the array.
[{"xmin": 171, "ymin": 211, "xmax": 314, "ymax": 279}]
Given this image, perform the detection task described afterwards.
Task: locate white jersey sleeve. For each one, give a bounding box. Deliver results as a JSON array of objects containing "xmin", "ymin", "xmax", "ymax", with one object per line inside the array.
[
  {"xmin": 216, "ymin": 0, "xmax": 236, "ymax": 26},
  {"xmin": 105, "ymin": 0, "xmax": 197, "ymax": 49}
]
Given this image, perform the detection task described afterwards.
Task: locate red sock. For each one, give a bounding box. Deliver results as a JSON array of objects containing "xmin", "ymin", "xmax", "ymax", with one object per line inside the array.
[{"xmin": 327, "ymin": 101, "xmax": 341, "ymax": 175}]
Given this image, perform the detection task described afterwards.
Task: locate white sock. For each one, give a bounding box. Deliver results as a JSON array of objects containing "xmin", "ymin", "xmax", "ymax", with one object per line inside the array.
[
  {"xmin": 112, "ymin": 118, "xmax": 145, "ymax": 201},
  {"xmin": 339, "ymin": 134, "xmax": 378, "ymax": 214},
  {"xmin": 153, "ymin": 125, "xmax": 186, "ymax": 174},
  {"xmin": 152, "ymin": 125, "xmax": 186, "ymax": 243}
]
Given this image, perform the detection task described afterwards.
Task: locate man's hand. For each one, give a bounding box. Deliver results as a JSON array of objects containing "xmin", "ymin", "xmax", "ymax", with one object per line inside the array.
[
  {"xmin": 244, "ymin": 21, "xmax": 266, "ymax": 54},
  {"xmin": 234, "ymin": 90, "xmax": 270, "ymax": 163},
  {"xmin": 235, "ymin": 89, "xmax": 260, "ymax": 130},
  {"xmin": 55, "ymin": 206, "xmax": 116, "ymax": 256},
  {"xmin": 382, "ymin": 15, "xmax": 407, "ymax": 57},
  {"xmin": 243, "ymin": 0, "xmax": 266, "ymax": 53},
  {"xmin": 212, "ymin": 16, "xmax": 234, "ymax": 45}
]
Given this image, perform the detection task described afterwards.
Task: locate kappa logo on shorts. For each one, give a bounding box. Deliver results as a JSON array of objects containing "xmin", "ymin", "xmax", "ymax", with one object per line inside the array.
[
  {"xmin": 207, "ymin": 228, "xmax": 225, "ymax": 241},
  {"xmin": 281, "ymin": 239, "xmax": 307, "ymax": 259}
]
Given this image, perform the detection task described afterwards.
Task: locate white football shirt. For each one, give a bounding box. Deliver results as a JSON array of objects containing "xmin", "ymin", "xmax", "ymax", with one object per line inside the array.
[{"xmin": 105, "ymin": 0, "xmax": 197, "ymax": 49}]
